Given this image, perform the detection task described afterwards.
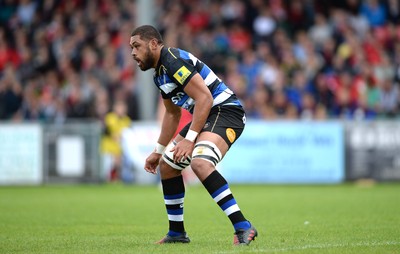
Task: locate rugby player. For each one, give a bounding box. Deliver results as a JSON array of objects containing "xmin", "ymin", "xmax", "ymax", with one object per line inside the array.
[{"xmin": 130, "ymin": 25, "xmax": 257, "ymax": 245}]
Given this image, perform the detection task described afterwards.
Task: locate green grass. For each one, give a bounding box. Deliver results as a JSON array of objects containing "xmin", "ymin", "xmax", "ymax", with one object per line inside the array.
[{"xmin": 0, "ymin": 183, "xmax": 399, "ymax": 254}]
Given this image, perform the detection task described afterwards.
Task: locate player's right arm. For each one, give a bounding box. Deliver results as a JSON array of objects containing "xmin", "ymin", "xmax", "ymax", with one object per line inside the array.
[
  {"xmin": 158, "ymin": 98, "xmax": 181, "ymax": 146},
  {"xmin": 144, "ymin": 98, "xmax": 181, "ymax": 174}
]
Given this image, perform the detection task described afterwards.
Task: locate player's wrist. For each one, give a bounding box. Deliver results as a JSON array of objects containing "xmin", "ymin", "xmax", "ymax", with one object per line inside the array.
[
  {"xmin": 185, "ymin": 130, "xmax": 198, "ymax": 142},
  {"xmin": 154, "ymin": 143, "xmax": 166, "ymax": 154}
]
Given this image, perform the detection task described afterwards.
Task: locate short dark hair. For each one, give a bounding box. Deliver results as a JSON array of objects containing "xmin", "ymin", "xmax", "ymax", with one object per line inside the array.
[{"xmin": 131, "ymin": 25, "xmax": 163, "ymax": 44}]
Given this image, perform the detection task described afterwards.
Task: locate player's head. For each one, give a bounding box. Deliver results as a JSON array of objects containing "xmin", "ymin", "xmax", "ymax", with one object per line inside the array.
[
  {"xmin": 130, "ymin": 25, "xmax": 163, "ymax": 71},
  {"xmin": 131, "ymin": 25, "xmax": 163, "ymax": 45}
]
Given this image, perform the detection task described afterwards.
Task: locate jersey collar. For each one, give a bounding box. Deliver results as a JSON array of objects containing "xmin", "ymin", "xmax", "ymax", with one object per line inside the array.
[{"xmin": 155, "ymin": 46, "xmax": 167, "ymax": 76}]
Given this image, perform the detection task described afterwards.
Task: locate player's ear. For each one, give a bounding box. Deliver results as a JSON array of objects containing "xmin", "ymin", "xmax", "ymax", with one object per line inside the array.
[{"xmin": 149, "ymin": 38, "xmax": 158, "ymax": 50}]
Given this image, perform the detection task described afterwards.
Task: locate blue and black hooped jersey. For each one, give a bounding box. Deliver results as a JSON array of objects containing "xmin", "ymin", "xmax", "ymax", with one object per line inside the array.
[{"xmin": 153, "ymin": 47, "xmax": 242, "ymax": 114}]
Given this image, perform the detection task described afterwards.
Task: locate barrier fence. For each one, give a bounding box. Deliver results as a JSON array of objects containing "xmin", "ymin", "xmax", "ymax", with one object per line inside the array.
[
  {"xmin": 1, "ymin": 120, "xmax": 400, "ymax": 185},
  {"xmin": 0, "ymin": 121, "xmax": 101, "ymax": 185}
]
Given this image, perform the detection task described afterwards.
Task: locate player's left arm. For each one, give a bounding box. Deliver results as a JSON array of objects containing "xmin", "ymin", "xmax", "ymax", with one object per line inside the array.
[
  {"xmin": 184, "ymin": 73, "xmax": 213, "ymax": 135},
  {"xmin": 171, "ymin": 73, "xmax": 213, "ymax": 162}
]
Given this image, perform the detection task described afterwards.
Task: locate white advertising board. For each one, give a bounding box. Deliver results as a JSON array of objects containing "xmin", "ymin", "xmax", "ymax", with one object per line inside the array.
[{"xmin": 0, "ymin": 124, "xmax": 43, "ymax": 185}]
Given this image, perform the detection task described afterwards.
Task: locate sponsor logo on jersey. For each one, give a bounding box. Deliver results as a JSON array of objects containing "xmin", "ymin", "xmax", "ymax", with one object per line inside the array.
[
  {"xmin": 203, "ymin": 121, "xmax": 210, "ymax": 129},
  {"xmin": 226, "ymin": 128, "xmax": 236, "ymax": 143},
  {"xmin": 173, "ymin": 66, "xmax": 191, "ymax": 85}
]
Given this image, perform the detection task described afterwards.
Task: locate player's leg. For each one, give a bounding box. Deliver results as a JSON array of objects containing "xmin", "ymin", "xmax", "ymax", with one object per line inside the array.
[
  {"xmin": 191, "ymin": 132, "xmax": 256, "ymax": 242},
  {"xmin": 156, "ymin": 136, "xmax": 190, "ymax": 244},
  {"xmin": 187, "ymin": 105, "xmax": 257, "ymax": 245}
]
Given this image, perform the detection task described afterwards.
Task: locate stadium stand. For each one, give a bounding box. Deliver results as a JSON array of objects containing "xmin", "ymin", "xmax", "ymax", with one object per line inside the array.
[{"xmin": 0, "ymin": 0, "xmax": 400, "ymax": 122}]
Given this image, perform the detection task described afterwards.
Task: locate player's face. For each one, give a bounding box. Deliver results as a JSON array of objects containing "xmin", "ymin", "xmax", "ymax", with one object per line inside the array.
[{"xmin": 130, "ymin": 35, "xmax": 157, "ymax": 71}]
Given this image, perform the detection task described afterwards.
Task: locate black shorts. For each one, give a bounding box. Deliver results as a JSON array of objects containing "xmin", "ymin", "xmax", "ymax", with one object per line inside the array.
[{"xmin": 179, "ymin": 105, "xmax": 246, "ymax": 147}]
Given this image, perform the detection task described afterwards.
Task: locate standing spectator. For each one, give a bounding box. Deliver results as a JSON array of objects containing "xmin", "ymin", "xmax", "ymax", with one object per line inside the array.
[{"xmin": 100, "ymin": 100, "xmax": 131, "ymax": 181}]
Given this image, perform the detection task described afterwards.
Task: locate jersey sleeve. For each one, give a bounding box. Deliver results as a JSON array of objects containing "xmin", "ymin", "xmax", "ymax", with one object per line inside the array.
[
  {"xmin": 160, "ymin": 90, "xmax": 168, "ymax": 99},
  {"xmin": 165, "ymin": 51, "xmax": 197, "ymax": 88}
]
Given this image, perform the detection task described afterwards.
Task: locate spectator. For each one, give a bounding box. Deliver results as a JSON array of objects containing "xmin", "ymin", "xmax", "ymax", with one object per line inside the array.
[
  {"xmin": 310, "ymin": 72, "xmax": 335, "ymax": 115},
  {"xmin": 308, "ymin": 13, "xmax": 333, "ymax": 49},
  {"xmin": 314, "ymin": 103, "xmax": 328, "ymax": 120},
  {"xmin": 0, "ymin": 0, "xmax": 399, "ymax": 122},
  {"xmin": 360, "ymin": 0, "xmax": 387, "ymax": 27},
  {"xmin": 238, "ymin": 49, "xmax": 264, "ymax": 95},
  {"xmin": 385, "ymin": 0, "xmax": 400, "ymax": 24},
  {"xmin": 379, "ymin": 78, "xmax": 399, "ymax": 117},
  {"xmin": 285, "ymin": 70, "xmax": 312, "ymax": 111},
  {"xmin": 100, "ymin": 100, "xmax": 132, "ymax": 182},
  {"xmin": 0, "ymin": 65, "xmax": 22, "ymax": 120},
  {"xmin": 252, "ymin": 5, "xmax": 277, "ymax": 43},
  {"xmin": 16, "ymin": 0, "xmax": 37, "ymax": 26},
  {"xmin": 285, "ymin": 0, "xmax": 314, "ymax": 35}
]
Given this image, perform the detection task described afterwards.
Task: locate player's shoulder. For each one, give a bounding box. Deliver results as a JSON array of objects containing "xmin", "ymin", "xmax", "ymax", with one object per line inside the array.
[
  {"xmin": 161, "ymin": 47, "xmax": 185, "ymax": 61},
  {"xmin": 159, "ymin": 47, "xmax": 187, "ymax": 71}
]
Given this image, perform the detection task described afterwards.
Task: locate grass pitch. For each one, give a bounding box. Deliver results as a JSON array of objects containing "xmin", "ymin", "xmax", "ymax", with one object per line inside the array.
[{"xmin": 0, "ymin": 183, "xmax": 399, "ymax": 254}]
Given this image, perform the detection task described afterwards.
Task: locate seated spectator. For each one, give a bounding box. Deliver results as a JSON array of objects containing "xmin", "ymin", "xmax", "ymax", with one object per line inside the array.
[
  {"xmin": 360, "ymin": 0, "xmax": 387, "ymax": 27},
  {"xmin": 0, "ymin": 0, "xmax": 399, "ymax": 122},
  {"xmin": 379, "ymin": 78, "xmax": 399, "ymax": 117},
  {"xmin": 0, "ymin": 65, "xmax": 22, "ymax": 120}
]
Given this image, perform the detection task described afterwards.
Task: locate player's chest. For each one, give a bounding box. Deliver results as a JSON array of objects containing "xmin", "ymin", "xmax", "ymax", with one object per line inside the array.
[{"xmin": 154, "ymin": 70, "xmax": 182, "ymax": 95}]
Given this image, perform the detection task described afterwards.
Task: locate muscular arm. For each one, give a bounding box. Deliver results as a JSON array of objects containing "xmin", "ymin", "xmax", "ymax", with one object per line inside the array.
[
  {"xmin": 183, "ymin": 73, "xmax": 213, "ymax": 134},
  {"xmin": 144, "ymin": 99, "xmax": 181, "ymax": 174},
  {"xmin": 169, "ymin": 73, "xmax": 212, "ymax": 163},
  {"xmin": 158, "ymin": 98, "xmax": 181, "ymax": 146}
]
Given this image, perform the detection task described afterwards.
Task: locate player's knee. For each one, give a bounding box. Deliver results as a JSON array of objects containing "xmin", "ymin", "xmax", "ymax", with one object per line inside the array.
[
  {"xmin": 162, "ymin": 141, "xmax": 191, "ymax": 170},
  {"xmin": 191, "ymin": 141, "xmax": 222, "ymax": 170},
  {"xmin": 190, "ymin": 158, "xmax": 213, "ymax": 173},
  {"xmin": 158, "ymin": 158, "xmax": 170, "ymax": 171},
  {"xmin": 159, "ymin": 158, "xmax": 181, "ymax": 178}
]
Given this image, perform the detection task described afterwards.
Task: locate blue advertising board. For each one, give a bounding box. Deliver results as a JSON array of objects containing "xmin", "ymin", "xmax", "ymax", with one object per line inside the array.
[{"xmin": 219, "ymin": 120, "xmax": 344, "ymax": 184}]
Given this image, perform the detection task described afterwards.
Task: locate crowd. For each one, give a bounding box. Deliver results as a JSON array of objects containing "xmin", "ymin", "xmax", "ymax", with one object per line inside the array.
[
  {"xmin": 1, "ymin": 0, "xmax": 400, "ymax": 122},
  {"xmin": 0, "ymin": 0, "xmax": 139, "ymax": 123}
]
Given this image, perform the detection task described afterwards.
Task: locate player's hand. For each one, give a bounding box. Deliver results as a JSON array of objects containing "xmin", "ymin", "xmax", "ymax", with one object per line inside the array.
[
  {"xmin": 144, "ymin": 152, "xmax": 162, "ymax": 174},
  {"xmin": 171, "ymin": 139, "xmax": 194, "ymax": 164}
]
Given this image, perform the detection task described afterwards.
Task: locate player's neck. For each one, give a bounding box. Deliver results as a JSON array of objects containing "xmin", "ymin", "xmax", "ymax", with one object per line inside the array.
[{"xmin": 153, "ymin": 45, "xmax": 164, "ymax": 69}]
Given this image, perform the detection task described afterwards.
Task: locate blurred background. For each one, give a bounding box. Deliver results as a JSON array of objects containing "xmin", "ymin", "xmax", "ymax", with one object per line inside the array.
[{"xmin": 0, "ymin": 0, "xmax": 400, "ymax": 185}]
